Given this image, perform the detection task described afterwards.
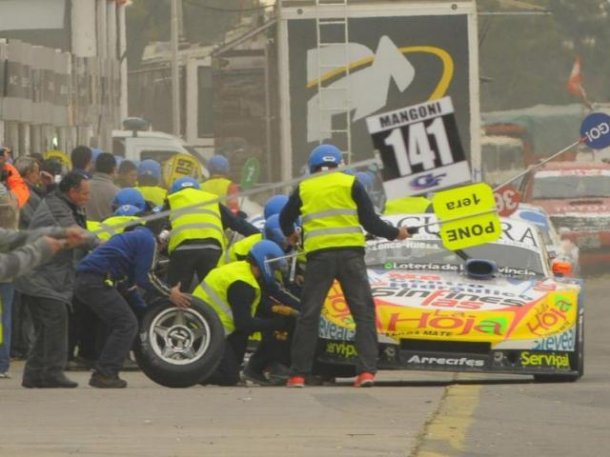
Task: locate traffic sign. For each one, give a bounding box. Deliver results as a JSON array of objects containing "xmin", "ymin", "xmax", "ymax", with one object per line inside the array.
[
  {"xmin": 433, "ymin": 182, "xmax": 501, "ymax": 250},
  {"xmin": 494, "ymin": 184, "xmax": 520, "ymax": 217},
  {"xmin": 580, "ymin": 112, "xmax": 610, "ymax": 149},
  {"xmin": 366, "ymin": 96, "xmax": 470, "ymax": 199},
  {"xmin": 240, "ymin": 157, "xmax": 261, "ymax": 190},
  {"xmin": 162, "ymin": 154, "xmax": 203, "ymax": 188}
]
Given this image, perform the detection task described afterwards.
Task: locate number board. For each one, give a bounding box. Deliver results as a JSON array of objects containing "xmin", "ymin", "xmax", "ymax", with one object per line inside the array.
[{"xmin": 366, "ymin": 96, "xmax": 470, "ymax": 199}]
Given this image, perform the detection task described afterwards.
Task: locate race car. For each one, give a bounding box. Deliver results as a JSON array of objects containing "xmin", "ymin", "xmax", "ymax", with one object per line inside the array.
[
  {"xmin": 315, "ymin": 214, "xmax": 584, "ymax": 383},
  {"xmin": 510, "ymin": 203, "xmax": 580, "ymax": 275},
  {"xmin": 134, "ymin": 214, "xmax": 584, "ymax": 387}
]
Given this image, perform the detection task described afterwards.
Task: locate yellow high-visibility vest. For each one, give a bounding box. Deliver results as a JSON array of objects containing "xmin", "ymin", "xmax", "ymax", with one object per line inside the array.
[
  {"xmin": 167, "ymin": 187, "xmax": 224, "ymax": 254},
  {"xmin": 135, "ymin": 186, "xmax": 167, "ymax": 207},
  {"xmin": 219, "ymin": 233, "xmax": 263, "ymax": 266},
  {"xmin": 201, "ymin": 177, "xmax": 231, "ymax": 198},
  {"xmin": 193, "ymin": 261, "xmax": 261, "ymax": 335},
  {"xmin": 300, "ymin": 172, "xmax": 365, "ymax": 253}
]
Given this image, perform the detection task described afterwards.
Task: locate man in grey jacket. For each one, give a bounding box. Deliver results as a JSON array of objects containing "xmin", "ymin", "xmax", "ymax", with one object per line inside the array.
[
  {"xmin": 16, "ymin": 172, "xmax": 99, "ymax": 388},
  {"xmin": 86, "ymin": 152, "xmax": 119, "ymax": 222}
]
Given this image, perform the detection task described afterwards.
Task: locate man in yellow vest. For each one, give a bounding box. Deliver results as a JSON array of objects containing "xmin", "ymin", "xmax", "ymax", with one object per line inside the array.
[
  {"xmin": 166, "ymin": 177, "xmax": 259, "ymax": 292},
  {"xmin": 194, "ymin": 240, "xmax": 299, "ymax": 386},
  {"xmin": 201, "ymin": 155, "xmax": 240, "ymax": 214},
  {"xmin": 279, "ymin": 144, "xmax": 411, "ymax": 388},
  {"xmin": 135, "ymin": 159, "xmax": 167, "ymax": 208}
]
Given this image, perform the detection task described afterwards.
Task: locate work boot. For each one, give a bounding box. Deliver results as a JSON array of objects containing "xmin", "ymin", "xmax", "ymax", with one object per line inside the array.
[
  {"xmin": 41, "ymin": 373, "xmax": 79, "ymax": 388},
  {"xmin": 89, "ymin": 371, "xmax": 127, "ymax": 389}
]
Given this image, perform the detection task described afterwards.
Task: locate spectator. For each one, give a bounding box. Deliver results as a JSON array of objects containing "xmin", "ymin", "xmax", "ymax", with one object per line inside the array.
[
  {"xmin": 117, "ymin": 160, "xmax": 138, "ymax": 188},
  {"xmin": 0, "ymin": 184, "xmax": 87, "ymax": 378},
  {"xmin": 70, "ymin": 145, "xmax": 93, "ymax": 178},
  {"xmin": 12, "ymin": 156, "xmax": 45, "ymax": 361},
  {"xmin": 40, "ymin": 158, "xmax": 64, "ymax": 193},
  {"xmin": 0, "ymin": 146, "xmax": 29, "ymax": 208},
  {"xmin": 86, "ymin": 152, "xmax": 119, "ymax": 222},
  {"xmin": 15, "ymin": 172, "xmax": 99, "ymax": 388},
  {"xmin": 14, "ymin": 156, "xmax": 44, "ymax": 229}
]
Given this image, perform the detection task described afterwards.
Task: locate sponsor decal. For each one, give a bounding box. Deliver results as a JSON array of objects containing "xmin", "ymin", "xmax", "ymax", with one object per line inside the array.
[
  {"xmin": 319, "ymin": 318, "xmax": 355, "ymax": 341},
  {"xmin": 406, "ymin": 354, "xmax": 486, "ymax": 368},
  {"xmin": 520, "ymin": 351, "xmax": 570, "ymax": 369},
  {"xmin": 325, "ymin": 341, "xmax": 358, "ymax": 359},
  {"xmin": 384, "ymin": 309, "xmax": 509, "ymax": 337},
  {"xmin": 410, "ymin": 172, "xmax": 448, "ymax": 190},
  {"xmin": 526, "ymin": 294, "xmax": 573, "ymax": 336},
  {"xmin": 373, "ymin": 287, "xmax": 531, "ymax": 308},
  {"xmin": 381, "ymin": 262, "xmax": 537, "ymax": 277},
  {"xmin": 533, "ymin": 328, "xmax": 576, "ymax": 351}
]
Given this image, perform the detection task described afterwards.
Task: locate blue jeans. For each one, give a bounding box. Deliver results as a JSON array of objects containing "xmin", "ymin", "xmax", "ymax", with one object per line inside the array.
[{"xmin": 0, "ymin": 283, "xmax": 15, "ymax": 372}]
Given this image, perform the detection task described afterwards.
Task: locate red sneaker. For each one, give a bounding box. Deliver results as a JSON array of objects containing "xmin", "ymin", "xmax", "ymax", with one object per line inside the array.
[
  {"xmin": 353, "ymin": 372, "xmax": 375, "ymax": 387},
  {"xmin": 286, "ymin": 376, "xmax": 305, "ymax": 388}
]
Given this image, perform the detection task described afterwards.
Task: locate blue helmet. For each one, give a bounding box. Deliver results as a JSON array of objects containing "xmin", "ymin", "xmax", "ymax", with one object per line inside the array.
[
  {"xmin": 264, "ymin": 194, "xmax": 289, "ymax": 220},
  {"xmin": 170, "ymin": 176, "xmax": 200, "ymax": 194},
  {"xmin": 114, "ymin": 204, "xmax": 142, "ymax": 217},
  {"xmin": 308, "ymin": 144, "xmax": 342, "ymax": 173},
  {"xmin": 138, "ymin": 159, "xmax": 161, "ymax": 180},
  {"xmin": 248, "ymin": 240, "xmax": 287, "ymax": 286},
  {"xmin": 355, "ymin": 171, "xmax": 374, "ymax": 192},
  {"xmin": 264, "ymin": 214, "xmax": 288, "ymax": 251},
  {"xmin": 112, "ymin": 188, "xmax": 146, "ymax": 212},
  {"xmin": 207, "ymin": 155, "xmax": 230, "ymax": 175}
]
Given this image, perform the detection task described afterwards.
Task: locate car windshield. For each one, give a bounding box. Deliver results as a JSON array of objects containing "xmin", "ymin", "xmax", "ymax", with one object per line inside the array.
[
  {"xmin": 365, "ymin": 238, "xmax": 546, "ymax": 277},
  {"xmin": 533, "ymin": 174, "xmax": 610, "ymax": 199}
]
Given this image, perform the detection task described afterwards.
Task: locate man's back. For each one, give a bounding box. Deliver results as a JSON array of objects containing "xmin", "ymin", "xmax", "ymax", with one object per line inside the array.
[{"xmin": 86, "ymin": 172, "xmax": 119, "ymax": 221}]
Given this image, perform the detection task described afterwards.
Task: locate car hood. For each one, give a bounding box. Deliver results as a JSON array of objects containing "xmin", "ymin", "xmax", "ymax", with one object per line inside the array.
[{"xmin": 320, "ymin": 268, "xmax": 581, "ymax": 350}]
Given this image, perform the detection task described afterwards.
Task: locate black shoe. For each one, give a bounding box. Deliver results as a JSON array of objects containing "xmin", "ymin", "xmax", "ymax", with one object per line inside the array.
[
  {"xmin": 22, "ymin": 378, "xmax": 42, "ymax": 388},
  {"xmin": 89, "ymin": 371, "xmax": 127, "ymax": 389},
  {"xmin": 242, "ymin": 365, "xmax": 271, "ymax": 386},
  {"xmin": 41, "ymin": 374, "xmax": 79, "ymax": 388}
]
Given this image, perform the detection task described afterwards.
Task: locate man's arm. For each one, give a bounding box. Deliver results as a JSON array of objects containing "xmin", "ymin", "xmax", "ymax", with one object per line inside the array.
[
  {"xmin": 0, "ymin": 226, "xmax": 73, "ymax": 252},
  {"xmin": 352, "ymin": 181, "xmax": 400, "ymax": 240},
  {"xmin": 228, "ymin": 281, "xmax": 283, "ymax": 334},
  {"xmin": 0, "ymin": 236, "xmax": 61, "ymax": 281},
  {"xmin": 279, "ymin": 188, "xmax": 302, "ymax": 237},
  {"xmin": 219, "ymin": 204, "xmax": 260, "ymax": 236}
]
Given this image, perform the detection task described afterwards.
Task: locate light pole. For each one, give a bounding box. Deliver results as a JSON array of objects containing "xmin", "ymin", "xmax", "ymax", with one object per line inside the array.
[{"xmin": 171, "ymin": 0, "xmax": 181, "ymax": 136}]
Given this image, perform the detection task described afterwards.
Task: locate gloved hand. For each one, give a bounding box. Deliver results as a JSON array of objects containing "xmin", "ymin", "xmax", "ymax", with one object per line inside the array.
[{"xmin": 271, "ymin": 304, "xmax": 300, "ymax": 317}]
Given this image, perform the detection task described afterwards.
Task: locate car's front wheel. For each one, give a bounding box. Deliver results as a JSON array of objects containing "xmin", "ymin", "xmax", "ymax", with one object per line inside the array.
[{"xmin": 134, "ymin": 297, "xmax": 225, "ymax": 387}]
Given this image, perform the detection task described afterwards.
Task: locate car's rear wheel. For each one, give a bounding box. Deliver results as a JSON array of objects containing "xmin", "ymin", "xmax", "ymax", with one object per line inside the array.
[{"xmin": 134, "ymin": 297, "xmax": 225, "ymax": 387}]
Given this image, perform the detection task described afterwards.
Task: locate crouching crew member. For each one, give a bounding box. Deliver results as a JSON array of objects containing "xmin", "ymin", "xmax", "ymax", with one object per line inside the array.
[
  {"xmin": 74, "ymin": 222, "xmax": 191, "ymax": 388},
  {"xmin": 195, "ymin": 240, "xmax": 299, "ymax": 386}
]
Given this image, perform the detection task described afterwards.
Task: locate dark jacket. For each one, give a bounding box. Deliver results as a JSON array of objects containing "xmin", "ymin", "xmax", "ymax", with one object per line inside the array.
[
  {"xmin": 19, "ymin": 182, "xmax": 44, "ymax": 229},
  {"xmin": 15, "ymin": 191, "xmax": 97, "ymax": 304}
]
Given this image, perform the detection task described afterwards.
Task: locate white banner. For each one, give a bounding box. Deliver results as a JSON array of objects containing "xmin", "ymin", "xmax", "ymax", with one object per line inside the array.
[{"xmin": 0, "ymin": 0, "xmax": 66, "ymax": 31}]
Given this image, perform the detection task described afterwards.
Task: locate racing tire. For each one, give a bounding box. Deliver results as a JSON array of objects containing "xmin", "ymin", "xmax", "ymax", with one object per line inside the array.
[
  {"xmin": 534, "ymin": 309, "xmax": 584, "ymax": 383},
  {"xmin": 134, "ymin": 296, "xmax": 225, "ymax": 388}
]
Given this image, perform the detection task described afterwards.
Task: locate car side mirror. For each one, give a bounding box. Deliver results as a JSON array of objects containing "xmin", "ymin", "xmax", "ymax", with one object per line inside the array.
[{"xmin": 552, "ymin": 259, "xmax": 573, "ymax": 277}]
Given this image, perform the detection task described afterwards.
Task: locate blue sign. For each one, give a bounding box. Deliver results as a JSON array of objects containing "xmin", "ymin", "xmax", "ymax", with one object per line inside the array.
[{"xmin": 580, "ymin": 112, "xmax": 610, "ymax": 149}]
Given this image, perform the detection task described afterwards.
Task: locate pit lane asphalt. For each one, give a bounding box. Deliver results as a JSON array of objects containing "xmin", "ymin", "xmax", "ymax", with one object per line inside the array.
[{"xmin": 0, "ymin": 274, "xmax": 607, "ymax": 457}]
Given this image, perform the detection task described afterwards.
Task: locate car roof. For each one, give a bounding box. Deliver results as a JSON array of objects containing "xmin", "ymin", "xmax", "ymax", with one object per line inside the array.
[{"xmin": 112, "ymin": 130, "xmax": 184, "ymax": 141}]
